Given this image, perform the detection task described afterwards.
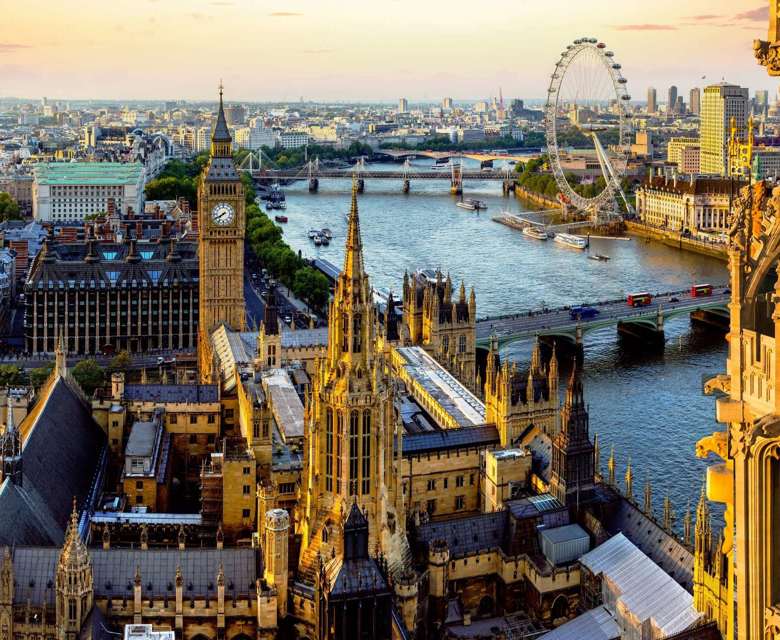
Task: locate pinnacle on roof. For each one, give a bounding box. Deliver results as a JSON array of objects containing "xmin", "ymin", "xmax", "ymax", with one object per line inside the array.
[
  {"xmin": 59, "ymin": 498, "xmax": 90, "ymax": 571},
  {"xmin": 211, "ymin": 81, "xmax": 232, "ymax": 144},
  {"xmin": 565, "ymin": 358, "xmax": 584, "ymax": 407},
  {"xmin": 342, "ymin": 177, "xmax": 365, "ymax": 282},
  {"xmin": 344, "ymin": 498, "xmax": 368, "ymax": 530}
]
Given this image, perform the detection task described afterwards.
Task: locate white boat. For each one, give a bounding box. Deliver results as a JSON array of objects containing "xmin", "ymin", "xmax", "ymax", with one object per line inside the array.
[
  {"xmin": 456, "ymin": 199, "xmax": 487, "ymax": 211},
  {"xmin": 523, "ymin": 226, "xmax": 548, "ymax": 241},
  {"xmin": 308, "ymin": 229, "xmax": 319, "ymax": 239},
  {"xmin": 554, "ymin": 233, "xmax": 588, "ymax": 249},
  {"xmin": 321, "ymin": 228, "xmax": 333, "ymax": 240}
]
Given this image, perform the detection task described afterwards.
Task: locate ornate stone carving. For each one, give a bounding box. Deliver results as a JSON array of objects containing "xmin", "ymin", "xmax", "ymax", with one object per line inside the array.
[
  {"xmin": 696, "ymin": 431, "xmax": 728, "ymax": 461},
  {"xmin": 765, "ymin": 604, "xmax": 780, "ymax": 638}
]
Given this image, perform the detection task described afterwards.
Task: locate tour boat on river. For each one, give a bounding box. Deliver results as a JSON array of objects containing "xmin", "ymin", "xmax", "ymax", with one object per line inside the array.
[
  {"xmin": 554, "ymin": 233, "xmax": 588, "ymax": 249},
  {"xmin": 522, "ymin": 226, "xmax": 549, "ymax": 241}
]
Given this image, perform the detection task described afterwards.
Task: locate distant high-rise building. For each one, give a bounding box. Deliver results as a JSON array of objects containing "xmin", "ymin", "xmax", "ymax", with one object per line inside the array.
[
  {"xmin": 442, "ymin": 97, "xmax": 453, "ymax": 110},
  {"xmin": 700, "ymin": 83, "xmax": 749, "ymax": 175},
  {"xmin": 668, "ymin": 86, "xmax": 678, "ymax": 114},
  {"xmin": 398, "ymin": 97, "xmax": 408, "ymax": 113},
  {"xmin": 647, "ymin": 87, "xmax": 657, "ymax": 114},
  {"xmin": 755, "ymin": 89, "xmax": 769, "ymax": 114},
  {"xmin": 676, "ymin": 96, "xmax": 685, "ymax": 115},
  {"xmin": 689, "ymin": 88, "xmax": 701, "ymax": 116}
]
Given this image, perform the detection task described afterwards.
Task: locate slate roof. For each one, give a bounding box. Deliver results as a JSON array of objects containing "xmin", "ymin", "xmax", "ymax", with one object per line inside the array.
[
  {"xmin": 0, "ymin": 376, "xmax": 106, "ymax": 546},
  {"xmin": 418, "ymin": 511, "xmax": 508, "ymax": 558},
  {"xmin": 9, "ymin": 547, "xmax": 259, "ymax": 604},
  {"xmin": 124, "ymin": 384, "xmax": 219, "ymax": 404},
  {"xmin": 27, "ymin": 240, "xmax": 198, "ymax": 291},
  {"xmin": 329, "ymin": 558, "xmax": 389, "ymax": 597},
  {"xmin": 400, "ymin": 425, "xmax": 499, "ymax": 456},
  {"xmin": 281, "ymin": 327, "xmax": 328, "ymax": 349}
]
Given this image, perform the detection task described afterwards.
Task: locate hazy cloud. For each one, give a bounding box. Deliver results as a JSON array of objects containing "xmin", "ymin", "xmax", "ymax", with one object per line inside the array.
[
  {"xmin": 735, "ymin": 6, "xmax": 769, "ymax": 21},
  {"xmin": 0, "ymin": 43, "xmax": 31, "ymax": 52},
  {"xmin": 269, "ymin": 11, "xmax": 303, "ymax": 17},
  {"xmin": 685, "ymin": 14, "xmax": 721, "ymax": 21},
  {"xmin": 303, "ymin": 49, "xmax": 335, "ymax": 54},
  {"xmin": 612, "ymin": 24, "xmax": 677, "ymax": 31},
  {"xmin": 210, "ymin": 1, "xmax": 234, "ymax": 5}
]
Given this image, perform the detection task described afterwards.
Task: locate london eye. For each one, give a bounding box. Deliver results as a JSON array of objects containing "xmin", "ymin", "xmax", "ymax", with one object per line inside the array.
[{"xmin": 544, "ymin": 38, "xmax": 633, "ymax": 216}]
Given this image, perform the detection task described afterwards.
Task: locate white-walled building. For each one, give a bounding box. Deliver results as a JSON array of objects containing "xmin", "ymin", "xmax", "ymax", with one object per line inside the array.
[{"xmin": 32, "ymin": 162, "xmax": 145, "ymax": 222}]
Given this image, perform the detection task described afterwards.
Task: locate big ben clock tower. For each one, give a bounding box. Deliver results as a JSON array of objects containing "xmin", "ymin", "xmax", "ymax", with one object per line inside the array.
[{"xmin": 198, "ymin": 85, "xmax": 246, "ymax": 377}]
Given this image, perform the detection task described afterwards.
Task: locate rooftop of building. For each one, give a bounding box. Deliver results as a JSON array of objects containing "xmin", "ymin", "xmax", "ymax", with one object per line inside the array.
[
  {"xmin": 580, "ymin": 532, "xmax": 701, "ymax": 637},
  {"xmin": 538, "ymin": 605, "xmax": 620, "ymax": 640},
  {"xmin": 125, "ymin": 420, "xmax": 158, "ymax": 458},
  {"xmin": 33, "ymin": 161, "xmax": 144, "ymax": 185},
  {"xmin": 395, "ymin": 346, "xmax": 485, "ymax": 427},
  {"xmin": 640, "ymin": 175, "xmax": 747, "ymax": 196},
  {"xmin": 123, "ymin": 383, "xmax": 219, "ymax": 404},
  {"xmin": 262, "ymin": 369, "xmax": 304, "ymax": 440},
  {"xmin": 400, "ymin": 424, "xmax": 499, "ymax": 456}
]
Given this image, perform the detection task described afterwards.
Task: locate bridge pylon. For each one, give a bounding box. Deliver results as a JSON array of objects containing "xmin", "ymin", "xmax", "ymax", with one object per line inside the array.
[
  {"xmin": 308, "ymin": 158, "xmax": 319, "ymax": 192},
  {"xmin": 402, "ymin": 158, "xmax": 411, "ymax": 193},
  {"xmin": 450, "ymin": 159, "xmax": 463, "ymax": 195}
]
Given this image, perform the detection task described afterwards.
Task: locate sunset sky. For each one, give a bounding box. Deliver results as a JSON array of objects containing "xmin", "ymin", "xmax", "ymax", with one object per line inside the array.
[{"xmin": 0, "ymin": 0, "xmax": 774, "ymax": 102}]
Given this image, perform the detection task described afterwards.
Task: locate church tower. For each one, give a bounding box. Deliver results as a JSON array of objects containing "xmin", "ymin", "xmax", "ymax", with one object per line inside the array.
[
  {"xmin": 55, "ymin": 503, "xmax": 93, "ymax": 640},
  {"xmin": 549, "ymin": 362, "xmax": 595, "ymax": 508},
  {"xmin": 198, "ymin": 85, "xmax": 246, "ymax": 376},
  {"xmin": 298, "ymin": 182, "xmax": 405, "ymax": 586}
]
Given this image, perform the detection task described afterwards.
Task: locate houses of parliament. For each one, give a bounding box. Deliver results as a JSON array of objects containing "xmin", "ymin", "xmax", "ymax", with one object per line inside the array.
[{"xmin": 6, "ymin": 17, "xmax": 780, "ymax": 634}]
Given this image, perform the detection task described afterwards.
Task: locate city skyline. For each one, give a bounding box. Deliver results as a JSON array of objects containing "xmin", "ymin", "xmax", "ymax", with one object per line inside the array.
[{"xmin": 1, "ymin": 0, "xmax": 774, "ymax": 102}]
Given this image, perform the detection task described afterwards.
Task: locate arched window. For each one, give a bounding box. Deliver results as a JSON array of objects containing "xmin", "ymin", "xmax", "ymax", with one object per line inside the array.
[
  {"xmin": 325, "ymin": 409, "xmax": 333, "ymax": 492},
  {"xmin": 352, "ymin": 314, "xmax": 362, "ymax": 353},
  {"xmin": 459, "ymin": 335, "xmax": 466, "ymax": 354},
  {"xmin": 361, "ymin": 411, "xmax": 371, "ymax": 494},
  {"xmin": 341, "ymin": 315, "xmax": 349, "ymax": 353},
  {"xmin": 336, "ymin": 412, "xmax": 344, "ymax": 493},
  {"xmin": 349, "ymin": 411, "xmax": 359, "ymax": 495},
  {"xmin": 442, "ymin": 335, "xmax": 450, "ymax": 353}
]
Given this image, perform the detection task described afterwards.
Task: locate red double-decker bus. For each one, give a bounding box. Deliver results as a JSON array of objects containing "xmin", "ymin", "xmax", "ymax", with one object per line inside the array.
[
  {"xmin": 691, "ymin": 283, "xmax": 713, "ymax": 298},
  {"xmin": 627, "ymin": 292, "xmax": 652, "ymax": 307}
]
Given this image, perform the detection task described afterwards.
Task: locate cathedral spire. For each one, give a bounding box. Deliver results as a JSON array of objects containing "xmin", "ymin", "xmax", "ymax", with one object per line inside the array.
[{"xmin": 343, "ymin": 177, "xmax": 365, "ymax": 283}]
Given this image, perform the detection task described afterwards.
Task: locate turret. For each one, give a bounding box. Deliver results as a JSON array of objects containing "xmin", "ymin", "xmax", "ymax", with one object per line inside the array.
[
  {"xmin": 56, "ymin": 502, "xmax": 93, "ymax": 639},
  {"xmin": 427, "ymin": 538, "xmax": 449, "ymax": 598},
  {"xmin": 263, "ymin": 509, "xmax": 290, "ymax": 618},
  {"xmin": 607, "ymin": 445, "xmax": 616, "ymax": 485},
  {"xmin": 643, "ymin": 478, "xmax": 653, "ymax": 517}
]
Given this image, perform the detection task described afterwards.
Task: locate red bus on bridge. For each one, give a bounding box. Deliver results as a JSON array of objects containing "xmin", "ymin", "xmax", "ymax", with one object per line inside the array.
[
  {"xmin": 691, "ymin": 283, "xmax": 713, "ymax": 298},
  {"xmin": 627, "ymin": 292, "xmax": 652, "ymax": 307}
]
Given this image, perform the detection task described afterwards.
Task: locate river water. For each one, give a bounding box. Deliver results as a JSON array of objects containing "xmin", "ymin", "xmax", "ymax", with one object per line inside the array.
[{"xmin": 276, "ymin": 159, "xmax": 728, "ymax": 525}]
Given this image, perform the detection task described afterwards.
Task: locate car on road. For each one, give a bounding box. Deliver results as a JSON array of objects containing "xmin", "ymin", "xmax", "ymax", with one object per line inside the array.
[
  {"xmin": 669, "ymin": 297, "xmax": 679, "ymax": 303},
  {"xmin": 156, "ymin": 356, "xmax": 164, "ymax": 365},
  {"xmin": 284, "ymin": 315, "xmax": 292, "ymax": 325},
  {"xmin": 569, "ymin": 305, "xmax": 599, "ymax": 320}
]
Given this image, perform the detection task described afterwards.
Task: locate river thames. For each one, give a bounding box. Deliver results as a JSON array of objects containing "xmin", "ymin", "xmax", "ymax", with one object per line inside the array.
[{"xmin": 276, "ymin": 159, "xmax": 727, "ymax": 526}]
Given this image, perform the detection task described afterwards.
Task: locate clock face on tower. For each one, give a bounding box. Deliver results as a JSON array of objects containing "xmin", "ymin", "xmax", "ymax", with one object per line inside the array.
[{"xmin": 211, "ymin": 202, "xmax": 235, "ymax": 226}]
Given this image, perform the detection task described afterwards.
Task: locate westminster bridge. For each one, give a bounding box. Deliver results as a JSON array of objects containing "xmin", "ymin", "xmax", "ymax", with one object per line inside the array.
[{"xmin": 475, "ymin": 285, "xmax": 731, "ymax": 348}]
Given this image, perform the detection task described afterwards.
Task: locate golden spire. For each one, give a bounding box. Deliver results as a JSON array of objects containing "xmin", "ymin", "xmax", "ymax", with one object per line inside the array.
[
  {"xmin": 663, "ymin": 494, "xmax": 673, "ymax": 532},
  {"xmin": 459, "ymin": 280, "xmax": 466, "ymax": 304},
  {"xmin": 607, "ymin": 445, "xmax": 615, "ymax": 485},
  {"xmin": 624, "ymin": 457, "xmax": 633, "ymax": 501},
  {"xmin": 343, "ymin": 177, "xmax": 365, "ymax": 282},
  {"xmin": 683, "ymin": 502, "xmax": 692, "ymax": 546},
  {"xmin": 643, "ymin": 477, "xmax": 653, "ymax": 516}
]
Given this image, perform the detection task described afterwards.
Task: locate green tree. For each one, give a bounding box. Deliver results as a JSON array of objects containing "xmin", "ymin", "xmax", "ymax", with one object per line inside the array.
[
  {"xmin": 108, "ymin": 350, "xmax": 132, "ymax": 373},
  {"xmin": 0, "ymin": 365, "xmax": 23, "ymax": 387},
  {"xmin": 71, "ymin": 359, "xmax": 105, "ymax": 396},
  {"xmin": 144, "ymin": 176, "xmax": 197, "ymax": 205},
  {"xmin": 28, "ymin": 363, "xmax": 54, "ymax": 388},
  {"xmin": 0, "ymin": 192, "xmax": 21, "ymax": 221}
]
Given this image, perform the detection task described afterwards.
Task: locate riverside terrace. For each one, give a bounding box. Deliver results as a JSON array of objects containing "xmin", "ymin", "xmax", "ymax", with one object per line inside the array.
[{"xmin": 475, "ymin": 285, "xmax": 731, "ymax": 348}]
